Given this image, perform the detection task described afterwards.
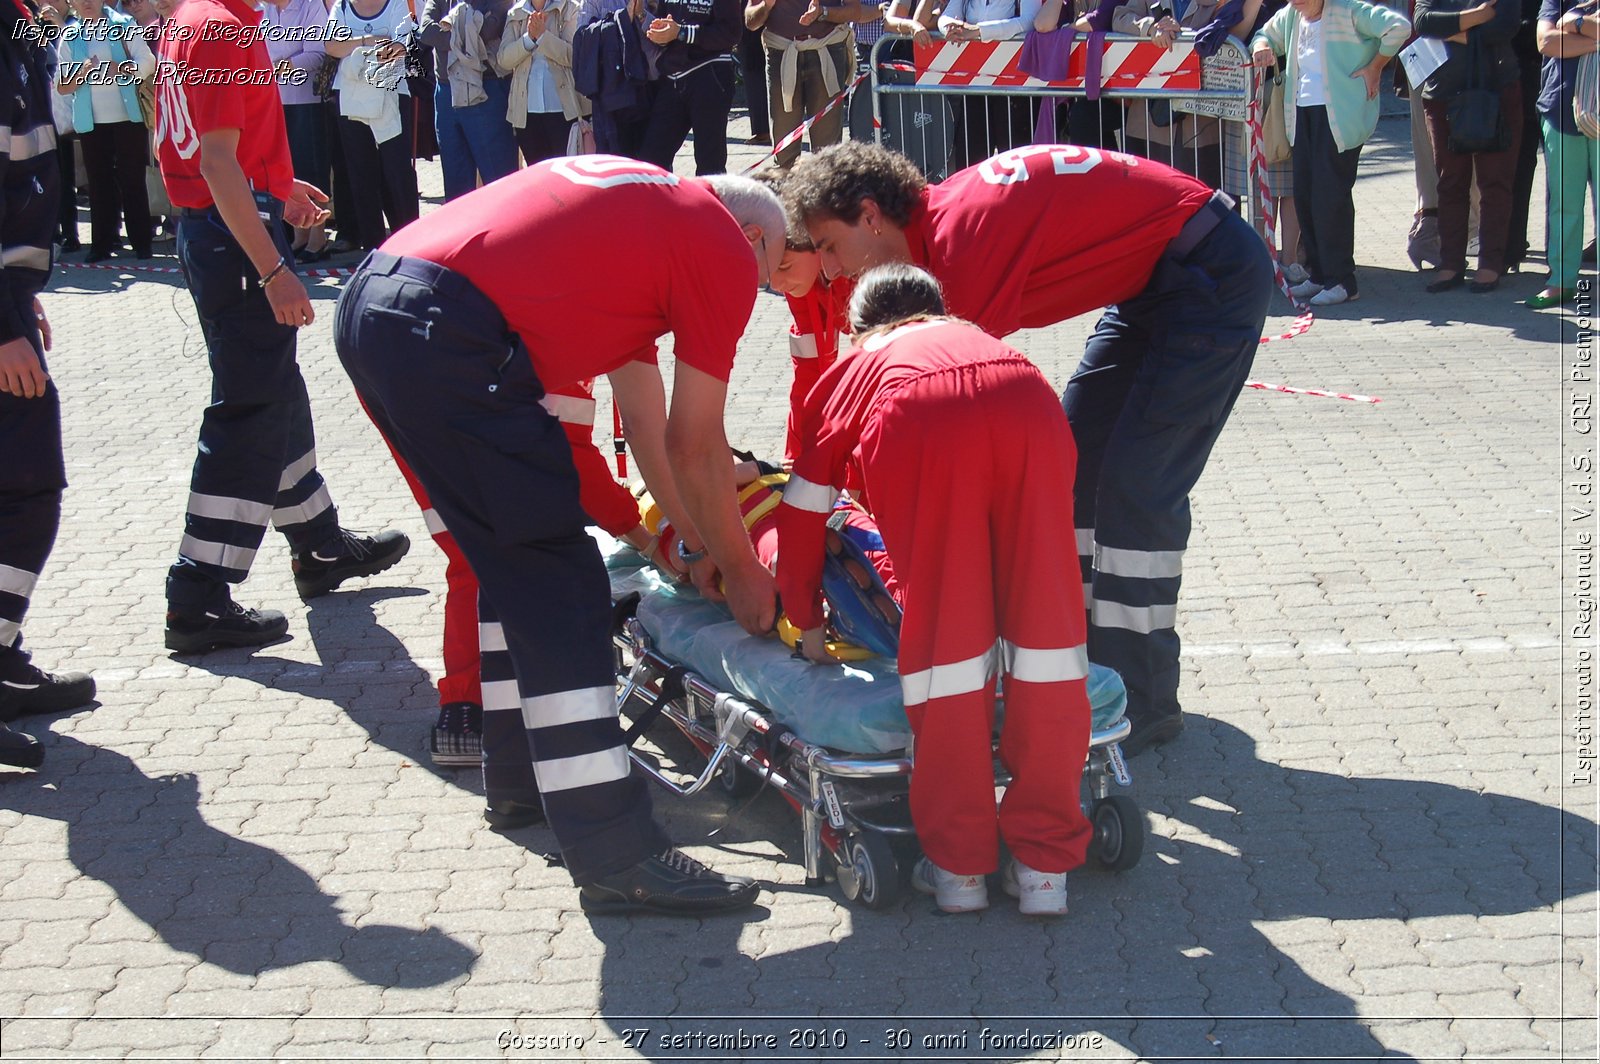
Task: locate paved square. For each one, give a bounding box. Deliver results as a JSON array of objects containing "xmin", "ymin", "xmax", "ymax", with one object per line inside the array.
[{"xmin": 0, "ymin": 112, "xmax": 1595, "ymax": 1061}]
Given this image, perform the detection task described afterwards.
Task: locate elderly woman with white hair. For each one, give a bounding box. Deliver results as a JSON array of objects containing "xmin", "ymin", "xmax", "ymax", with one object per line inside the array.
[{"xmin": 1251, "ymin": 0, "xmax": 1410, "ymax": 305}]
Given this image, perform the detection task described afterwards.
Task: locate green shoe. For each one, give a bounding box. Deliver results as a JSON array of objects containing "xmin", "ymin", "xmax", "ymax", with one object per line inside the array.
[{"xmin": 1526, "ymin": 288, "xmax": 1577, "ymax": 309}]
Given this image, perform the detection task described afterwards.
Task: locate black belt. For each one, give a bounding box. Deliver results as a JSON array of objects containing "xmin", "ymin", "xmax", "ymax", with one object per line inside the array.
[
  {"xmin": 179, "ymin": 190, "xmax": 285, "ymax": 223},
  {"xmin": 357, "ymin": 251, "xmax": 519, "ymax": 349},
  {"xmin": 1166, "ymin": 191, "xmax": 1236, "ymax": 262}
]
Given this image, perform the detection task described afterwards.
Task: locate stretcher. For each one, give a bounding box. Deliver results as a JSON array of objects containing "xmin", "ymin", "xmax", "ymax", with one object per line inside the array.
[{"xmin": 602, "ymin": 538, "xmax": 1145, "ymax": 910}]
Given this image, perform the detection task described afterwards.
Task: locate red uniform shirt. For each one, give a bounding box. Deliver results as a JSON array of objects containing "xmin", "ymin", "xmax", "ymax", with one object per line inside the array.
[
  {"xmin": 155, "ymin": 0, "xmax": 296, "ymax": 209},
  {"xmin": 783, "ymin": 276, "xmax": 851, "ymax": 462},
  {"xmin": 382, "ymin": 157, "xmax": 758, "ymax": 387},
  {"xmin": 784, "ymin": 276, "xmax": 852, "ymax": 366},
  {"xmin": 777, "ymin": 319, "xmax": 1023, "ymax": 630},
  {"xmin": 905, "ymin": 145, "xmax": 1215, "ymax": 337}
]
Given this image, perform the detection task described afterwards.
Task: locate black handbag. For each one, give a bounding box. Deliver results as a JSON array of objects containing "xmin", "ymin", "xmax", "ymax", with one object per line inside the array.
[{"xmin": 1446, "ymin": 35, "xmax": 1510, "ymax": 153}]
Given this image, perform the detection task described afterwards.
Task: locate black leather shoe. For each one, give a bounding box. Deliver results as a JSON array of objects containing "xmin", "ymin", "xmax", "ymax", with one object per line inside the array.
[
  {"xmin": 0, "ymin": 722, "xmax": 42, "ymax": 769},
  {"xmin": 0, "ymin": 650, "xmax": 95, "ymax": 721},
  {"xmin": 292, "ymin": 528, "xmax": 411, "ymax": 600},
  {"xmin": 1425, "ymin": 274, "xmax": 1464, "ymax": 294},
  {"xmin": 580, "ymin": 849, "xmax": 760, "ymax": 915},
  {"xmin": 165, "ymin": 601, "xmax": 289, "ymax": 654},
  {"xmin": 484, "ymin": 799, "xmax": 546, "ymax": 830},
  {"xmin": 1120, "ymin": 713, "xmax": 1184, "ymax": 758}
]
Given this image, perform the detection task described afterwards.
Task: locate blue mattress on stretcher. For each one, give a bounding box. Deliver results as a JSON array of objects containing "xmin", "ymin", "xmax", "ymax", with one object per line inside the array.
[{"xmin": 602, "ymin": 539, "xmax": 1127, "ymax": 757}]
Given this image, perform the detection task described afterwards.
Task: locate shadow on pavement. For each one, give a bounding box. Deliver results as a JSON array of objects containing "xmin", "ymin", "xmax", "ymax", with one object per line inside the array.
[
  {"xmin": 179, "ymin": 586, "xmax": 471, "ymax": 791},
  {"xmin": 1, "ymin": 734, "xmax": 476, "ymax": 985},
  {"xmin": 589, "ymin": 715, "xmax": 1594, "ymax": 1060}
]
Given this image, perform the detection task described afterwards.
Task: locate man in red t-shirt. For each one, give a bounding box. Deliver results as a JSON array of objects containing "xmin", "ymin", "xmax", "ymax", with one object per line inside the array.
[
  {"xmin": 154, "ymin": 0, "xmax": 410, "ymax": 654},
  {"xmin": 336, "ymin": 156, "xmax": 787, "ymax": 916},
  {"xmin": 784, "ymin": 141, "xmax": 1273, "ymax": 756}
]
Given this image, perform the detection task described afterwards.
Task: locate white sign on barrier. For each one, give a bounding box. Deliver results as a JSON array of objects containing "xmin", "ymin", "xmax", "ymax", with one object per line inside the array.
[{"xmin": 1173, "ymin": 40, "xmax": 1248, "ymax": 121}]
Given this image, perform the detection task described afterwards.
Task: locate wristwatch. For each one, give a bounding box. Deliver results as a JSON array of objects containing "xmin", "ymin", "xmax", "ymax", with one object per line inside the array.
[{"xmin": 676, "ymin": 539, "xmax": 708, "ymax": 566}]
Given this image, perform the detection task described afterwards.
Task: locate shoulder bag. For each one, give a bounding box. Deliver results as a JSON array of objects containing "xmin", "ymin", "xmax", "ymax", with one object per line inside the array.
[
  {"xmin": 1576, "ymin": 49, "xmax": 1600, "ymax": 138},
  {"xmin": 314, "ymin": 2, "xmax": 343, "ymax": 101},
  {"xmin": 1261, "ymin": 59, "xmax": 1292, "ymax": 163},
  {"xmin": 114, "ymin": 29, "xmax": 157, "ymax": 128},
  {"xmin": 1445, "ymin": 31, "xmax": 1510, "ymax": 153}
]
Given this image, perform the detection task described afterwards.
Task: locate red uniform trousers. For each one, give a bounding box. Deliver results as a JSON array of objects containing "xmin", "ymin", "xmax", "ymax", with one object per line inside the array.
[
  {"xmin": 365, "ymin": 382, "xmax": 638, "ymax": 711},
  {"xmin": 862, "ymin": 358, "xmax": 1093, "ymax": 876},
  {"xmin": 362, "ymin": 400, "xmax": 483, "ymax": 709}
]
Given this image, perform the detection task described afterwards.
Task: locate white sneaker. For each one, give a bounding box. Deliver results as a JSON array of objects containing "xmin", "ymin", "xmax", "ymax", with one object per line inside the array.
[
  {"xmin": 1289, "ymin": 278, "xmax": 1324, "ymax": 300},
  {"xmin": 911, "ymin": 856, "xmax": 989, "ymax": 912},
  {"xmin": 1309, "ymin": 284, "xmax": 1357, "ymax": 306},
  {"xmin": 1002, "ymin": 860, "xmax": 1069, "ymax": 917},
  {"xmin": 1282, "ymin": 262, "xmax": 1310, "ymax": 285}
]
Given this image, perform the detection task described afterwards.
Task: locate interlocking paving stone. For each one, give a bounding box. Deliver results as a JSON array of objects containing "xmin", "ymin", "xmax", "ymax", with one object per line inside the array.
[{"xmin": 0, "ymin": 110, "xmax": 1592, "ymax": 1060}]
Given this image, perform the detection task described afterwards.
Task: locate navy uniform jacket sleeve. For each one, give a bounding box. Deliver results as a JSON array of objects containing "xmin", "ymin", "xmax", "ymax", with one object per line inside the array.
[{"xmin": 0, "ymin": 21, "xmax": 61, "ymax": 346}]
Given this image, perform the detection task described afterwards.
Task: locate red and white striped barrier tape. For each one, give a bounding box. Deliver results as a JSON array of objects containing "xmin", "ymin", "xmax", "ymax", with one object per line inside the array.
[
  {"xmin": 911, "ymin": 37, "xmax": 1202, "ymax": 91},
  {"xmin": 57, "ymin": 258, "xmax": 358, "ymax": 280},
  {"xmin": 1247, "ymin": 64, "xmax": 1309, "ymax": 313},
  {"xmin": 1257, "ymin": 309, "xmax": 1314, "ymax": 345},
  {"xmin": 742, "ymin": 69, "xmax": 871, "ymax": 175},
  {"xmin": 1243, "ymin": 379, "xmax": 1380, "ymax": 403},
  {"xmin": 59, "ymin": 259, "xmax": 183, "ymax": 275}
]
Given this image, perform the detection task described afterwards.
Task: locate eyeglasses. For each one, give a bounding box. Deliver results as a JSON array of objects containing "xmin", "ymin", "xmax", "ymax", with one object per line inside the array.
[{"xmin": 758, "ymin": 234, "xmax": 772, "ymax": 295}]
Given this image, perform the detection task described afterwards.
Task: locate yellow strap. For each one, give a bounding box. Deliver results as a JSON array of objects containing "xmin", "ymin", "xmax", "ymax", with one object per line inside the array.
[
  {"xmin": 737, "ymin": 474, "xmax": 789, "ymax": 532},
  {"xmin": 774, "ymin": 616, "xmax": 875, "ymax": 662}
]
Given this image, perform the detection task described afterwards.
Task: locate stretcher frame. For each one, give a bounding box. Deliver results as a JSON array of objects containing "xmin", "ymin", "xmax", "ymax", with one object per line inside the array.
[{"xmin": 611, "ymin": 603, "xmax": 1145, "ymax": 910}]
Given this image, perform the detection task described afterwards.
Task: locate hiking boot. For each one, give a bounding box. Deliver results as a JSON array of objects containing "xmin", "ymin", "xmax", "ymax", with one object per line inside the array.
[
  {"xmin": 430, "ymin": 701, "xmax": 483, "ymax": 767},
  {"xmin": 579, "ymin": 849, "xmax": 760, "ymax": 915},
  {"xmin": 0, "ymin": 722, "xmax": 43, "ymax": 769},
  {"xmin": 292, "ymin": 528, "xmax": 411, "ymax": 601},
  {"xmin": 484, "ymin": 798, "xmax": 547, "ymax": 831},
  {"xmin": 0, "ymin": 651, "xmax": 95, "ymax": 721},
  {"xmin": 165, "ymin": 600, "xmax": 289, "ymax": 654},
  {"xmin": 1002, "ymin": 859, "xmax": 1069, "ymax": 917},
  {"xmin": 911, "ymin": 856, "xmax": 989, "ymax": 913},
  {"xmin": 1121, "ymin": 712, "xmax": 1184, "ymax": 757}
]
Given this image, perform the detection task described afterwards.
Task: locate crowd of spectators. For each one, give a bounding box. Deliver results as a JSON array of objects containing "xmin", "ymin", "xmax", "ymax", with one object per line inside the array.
[{"xmin": 30, "ymin": 0, "xmax": 1597, "ymax": 308}]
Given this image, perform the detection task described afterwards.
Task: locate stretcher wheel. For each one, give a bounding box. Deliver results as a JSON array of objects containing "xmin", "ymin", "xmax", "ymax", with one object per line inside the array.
[
  {"xmin": 835, "ymin": 831, "xmax": 901, "ymax": 910},
  {"xmin": 715, "ymin": 757, "xmax": 764, "ymax": 800},
  {"xmin": 1088, "ymin": 795, "xmax": 1144, "ymax": 872}
]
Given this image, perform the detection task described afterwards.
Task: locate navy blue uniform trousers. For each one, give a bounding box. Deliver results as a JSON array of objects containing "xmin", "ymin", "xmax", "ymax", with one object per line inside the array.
[
  {"xmin": 168, "ymin": 204, "xmax": 340, "ymax": 611},
  {"xmin": 0, "ymin": 280, "xmax": 64, "ymax": 655},
  {"xmin": 1064, "ymin": 207, "xmax": 1271, "ymax": 730},
  {"xmin": 334, "ymin": 252, "xmax": 666, "ymax": 885}
]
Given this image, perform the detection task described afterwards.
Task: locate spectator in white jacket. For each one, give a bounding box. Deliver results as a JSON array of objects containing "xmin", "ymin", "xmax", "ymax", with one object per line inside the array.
[{"xmin": 499, "ymin": 0, "xmax": 589, "ymax": 163}]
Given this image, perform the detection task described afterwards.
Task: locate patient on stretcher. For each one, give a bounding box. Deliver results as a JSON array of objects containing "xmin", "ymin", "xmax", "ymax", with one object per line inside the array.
[{"xmin": 633, "ymin": 461, "xmax": 904, "ymax": 662}]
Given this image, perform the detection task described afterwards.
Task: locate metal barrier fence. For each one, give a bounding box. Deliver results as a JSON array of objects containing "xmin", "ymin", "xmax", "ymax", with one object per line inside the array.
[{"xmin": 867, "ymin": 30, "xmax": 1258, "ymax": 219}]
